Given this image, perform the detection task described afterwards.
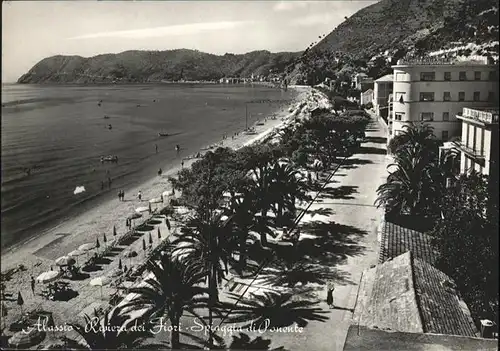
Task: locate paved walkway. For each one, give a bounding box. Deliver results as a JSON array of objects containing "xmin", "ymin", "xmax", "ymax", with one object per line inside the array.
[{"xmin": 192, "ymin": 114, "xmax": 391, "ymax": 350}]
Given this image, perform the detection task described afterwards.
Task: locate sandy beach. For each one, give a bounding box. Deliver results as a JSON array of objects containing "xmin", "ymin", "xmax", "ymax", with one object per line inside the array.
[{"xmin": 0, "ymin": 86, "xmax": 319, "ymax": 306}]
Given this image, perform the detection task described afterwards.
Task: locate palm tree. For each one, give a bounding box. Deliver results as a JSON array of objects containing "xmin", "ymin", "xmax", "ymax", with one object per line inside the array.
[
  {"xmin": 172, "ymin": 211, "xmax": 234, "ymax": 347},
  {"xmin": 122, "ymin": 253, "xmax": 208, "ymax": 349},
  {"xmin": 375, "ymin": 145, "xmax": 442, "ymax": 215},
  {"xmin": 64, "ymin": 306, "xmax": 155, "ymax": 350},
  {"xmin": 388, "ymin": 122, "xmax": 438, "ymax": 160}
]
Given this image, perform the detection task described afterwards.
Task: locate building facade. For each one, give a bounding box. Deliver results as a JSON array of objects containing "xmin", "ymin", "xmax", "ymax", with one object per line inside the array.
[
  {"xmin": 373, "ymin": 74, "xmax": 394, "ymax": 119},
  {"xmin": 390, "ymin": 57, "xmax": 498, "ymax": 142},
  {"xmin": 360, "ymin": 89, "xmax": 374, "ymax": 106},
  {"xmin": 352, "ymin": 73, "xmax": 374, "ymax": 91},
  {"xmin": 454, "ymin": 107, "xmax": 498, "ymax": 177}
]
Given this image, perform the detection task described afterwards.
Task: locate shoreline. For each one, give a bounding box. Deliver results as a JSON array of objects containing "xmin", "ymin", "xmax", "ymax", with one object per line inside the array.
[{"xmin": 0, "ymin": 86, "xmax": 311, "ymax": 272}]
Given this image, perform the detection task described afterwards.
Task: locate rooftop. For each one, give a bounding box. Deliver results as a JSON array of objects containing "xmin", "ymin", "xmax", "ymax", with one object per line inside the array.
[
  {"xmin": 395, "ymin": 56, "xmax": 494, "ymax": 66},
  {"xmin": 375, "ymin": 74, "xmax": 393, "ymax": 82},
  {"xmin": 343, "ymin": 325, "xmax": 498, "ymax": 351},
  {"xmin": 379, "ymin": 216, "xmax": 438, "ymax": 265},
  {"xmin": 354, "ymin": 252, "xmax": 479, "ymax": 337}
]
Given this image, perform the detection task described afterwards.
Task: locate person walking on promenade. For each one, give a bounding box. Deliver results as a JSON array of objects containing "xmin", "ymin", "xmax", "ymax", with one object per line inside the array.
[
  {"xmin": 158, "ymin": 168, "xmax": 162, "ymax": 176},
  {"xmin": 155, "ymin": 144, "xmax": 158, "ymax": 154},
  {"xmin": 30, "ymin": 276, "xmax": 35, "ymax": 296},
  {"xmin": 101, "ymin": 181, "xmax": 105, "ymax": 190},
  {"xmin": 118, "ymin": 191, "xmax": 122, "ymax": 202},
  {"xmin": 137, "ymin": 191, "xmax": 142, "ymax": 201},
  {"xmin": 181, "ymin": 160, "xmax": 184, "ymax": 168},
  {"xmin": 326, "ymin": 282, "xmax": 335, "ymax": 309},
  {"xmin": 122, "ymin": 190, "xmax": 125, "ymax": 201}
]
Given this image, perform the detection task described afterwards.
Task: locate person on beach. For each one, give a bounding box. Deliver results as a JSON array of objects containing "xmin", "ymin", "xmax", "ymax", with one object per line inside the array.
[
  {"xmin": 327, "ymin": 282, "xmax": 335, "ymax": 308},
  {"xmin": 175, "ymin": 145, "xmax": 180, "ymax": 153},
  {"xmin": 122, "ymin": 190, "xmax": 125, "ymax": 201},
  {"xmin": 118, "ymin": 191, "xmax": 122, "ymax": 202},
  {"xmin": 138, "ymin": 191, "xmax": 142, "ymax": 201},
  {"xmin": 30, "ymin": 276, "xmax": 35, "ymax": 295},
  {"xmin": 155, "ymin": 144, "xmax": 158, "ymax": 154},
  {"xmin": 158, "ymin": 168, "xmax": 162, "ymax": 176},
  {"xmin": 101, "ymin": 181, "xmax": 105, "ymax": 190},
  {"xmin": 108, "ymin": 177, "xmax": 112, "ymax": 188},
  {"xmin": 181, "ymin": 160, "xmax": 184, "ymax": 168}
]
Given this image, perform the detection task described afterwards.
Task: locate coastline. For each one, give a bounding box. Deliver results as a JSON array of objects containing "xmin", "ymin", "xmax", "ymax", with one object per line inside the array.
[{"xmin": 0, "ymin": 86, "xmax": 312, "ymax": 272}]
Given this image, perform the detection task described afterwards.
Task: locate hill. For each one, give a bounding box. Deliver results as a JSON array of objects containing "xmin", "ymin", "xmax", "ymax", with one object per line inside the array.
[
  {"xmin": 17, "ymin": 49, "xmax": 300, "ymax": 84},
  {"xmin": 288, "ymin": 0, "xmax": 499, "ymax": 84}
]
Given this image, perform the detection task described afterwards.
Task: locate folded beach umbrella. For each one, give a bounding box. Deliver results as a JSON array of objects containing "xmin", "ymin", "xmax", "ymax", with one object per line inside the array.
[
  {"xmin": 79, "ymin": 243, "xmax": 95, "ymax": 252},
  {"xmin": 113, "ymin": 225, "xmax": 117, "ymax": 236},
  {"xmin": 36, "ymin": 270, "xmax": 62, "ymax": 284},
  {"xmin": 148, "ymin": 232, "xmax": 153, "ymax": 245},
  {"xmin": 157, "ymin": 228, "xmax": 161, "ymax": 239},
  {"xmin": 118, "ymin": 258, "xmax": 123, "ymax": 270},
  {"xmin": 148, "ymin": 202, "xmax": 152, "ymax": 213},
  {"xmin": 8, "ymin": 329, "xmax": 46, "ymax": 349},
  {"xmin": 55, "ymin": 256, "xmax": 76, "ymax": 267},
  {"xmin": 135, "ymin": 206, "xmax": 149, "ymax": 213},
  {"xmin": 165, "ymin": 217, "xmax": 171, "ymax": 231}
]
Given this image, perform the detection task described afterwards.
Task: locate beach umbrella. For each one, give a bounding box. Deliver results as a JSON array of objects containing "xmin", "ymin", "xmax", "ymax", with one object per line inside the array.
[
  {"xmin": 89, "ymin": 276, "xmax": 111, "ymax": 299},
  {"xmin": 148, "ymin": 202, "xmax": 152, "ymax": 214},
  {"xmin": 96, "ymin": 238, "xmax": 101, "ymax": 249},
  {"xmin": 36, "ymin": 270, "xmax": 62, "ymax": 284},
  {"xmin": 148, "ymin": 232, "xmax": 153, "ymax": 246},
  {"xmin": 55, "ymin": 256, "xmax": 76, "ymax": 267},
  {"xmin": 118, "ymin": 258, "xmax": 122, "ymax": 270},
  {"xmin": 67, "ymin": 249, "xmax": 85, "ymax": 265},
  {"xmin": 142, "ymin": 238, "xmax": 146, "ymax": 251},
  {"xmin": 17, "ymin": 291, "xmax": 24, "ymax": 314},
  {"xmin": 128, "ymin": 212, "xmax": 142, "ymax": 220},
  {"xmin": 103, "ymin": 233, "xmax": 107, "ymax": 245},
  {"xmin": 113, "ymin": 225, "xmax": 117, "ymax": 236},
  {"xmin": 165, "ymin": 217, "xmax": 171, "ymax": 231},
  {"xmin": 8, "ymin": 329, "xmax": 46, "ymax": 349},
  {"xmin": 135, "ymin": 206, "xmax": 149, "ymax": 213},
  {"xmin": 157, "ymin": 228, "xmax": 161, "ymax": 239}
]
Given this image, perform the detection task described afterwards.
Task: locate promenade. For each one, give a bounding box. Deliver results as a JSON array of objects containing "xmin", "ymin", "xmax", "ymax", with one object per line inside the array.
[{"xmin": 170, "ymin": 113, "xmax": 390, "ymax": 349}]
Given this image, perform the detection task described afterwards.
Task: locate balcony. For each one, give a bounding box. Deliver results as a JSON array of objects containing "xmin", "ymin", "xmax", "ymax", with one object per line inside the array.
[
  {"xmin": 453, "ymin": 141, "xmax": 485, "ymax": 165},
  {"xmin": 457, "ymin": 107, "xmax": 500, "ymax": 125}
]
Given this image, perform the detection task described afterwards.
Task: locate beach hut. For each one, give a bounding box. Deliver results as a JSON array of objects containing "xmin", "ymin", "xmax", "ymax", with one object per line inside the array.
[{"xmin": 89, "ymin": 276, "xmax": 111, "ymax": 299}]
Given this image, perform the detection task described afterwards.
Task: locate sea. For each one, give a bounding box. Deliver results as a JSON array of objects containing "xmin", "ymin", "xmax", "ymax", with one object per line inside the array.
[{"xmin": 1, "ymin": 83, "xmax": 296, "ymax": 251}]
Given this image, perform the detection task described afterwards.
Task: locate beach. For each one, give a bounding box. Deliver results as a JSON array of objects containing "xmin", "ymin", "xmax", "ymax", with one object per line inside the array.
[{"xmin": 0, "ymin": 86, "xmax": 318, "ymax": 322}]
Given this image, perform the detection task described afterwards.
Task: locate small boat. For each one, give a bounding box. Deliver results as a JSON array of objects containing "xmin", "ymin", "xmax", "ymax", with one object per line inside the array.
[
  {"xmin": 103, "ymin": 115, "xmax": 110, "ymax": 119},
  {"xmin": 100, "ymin": 155, "xmax": 118, "ymax": 163},
  {"xmin": 158, "ymin": 132, "xmax": 170, "ymax": 137}
]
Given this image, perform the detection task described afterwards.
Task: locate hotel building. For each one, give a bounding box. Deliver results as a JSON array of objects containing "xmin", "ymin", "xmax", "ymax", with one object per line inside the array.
[
  {"xmin": 390, "ymin": 57, "xmax": 498, "ymax": 142},
  {"xmin": 454, "ymin": 107, "xmax": 498, "ymax": 178}
]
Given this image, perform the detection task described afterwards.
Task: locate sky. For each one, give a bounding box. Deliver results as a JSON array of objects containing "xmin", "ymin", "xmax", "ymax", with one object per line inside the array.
[{"xmin": 2, "ymin": 1, "xmax": 377, "ymax": 82}]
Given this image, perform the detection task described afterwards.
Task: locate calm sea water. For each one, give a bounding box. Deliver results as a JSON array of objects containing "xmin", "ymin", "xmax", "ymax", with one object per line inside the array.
[{"xmin": 1, "ymin": 83, "xmax": 295, "ymax": 251}]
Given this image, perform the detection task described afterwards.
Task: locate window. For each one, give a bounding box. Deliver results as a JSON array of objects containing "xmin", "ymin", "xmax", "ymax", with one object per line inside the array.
[
  {"xmin": 395, "ymin": 113, "xmax": 403, "ymax": 121},
  {"xmin": 458, "ymin": 92, "xmax": 465, "ymax": 101},
  {"xmin": 459, "ymin": 72, "xmax": 467, "ymax": 81},
  {"xmin": 420, "ymin": 72, "xmax": 435, "ymax": 81},
  {"xmin": 473, "ymin": 92, "xmax": 480, "ymax": 101},
  {"xmin": 488, "ymin": 91, "xmax": 495, "ymax": 102},
  {"xmin": 442, "ymin": 131, "xmax": 449, "ymax": 141},
  {"xmin": 442, "ymin": 112, "xmax": 450, "ymax": 121},
  {"xmin": 420, "ymin": 112, "xmax": 434, "ymax": 121},
  {"xmin": 474, "ymin": 71, "xmax": 481, "ymax": 80},
  {"xmin": 419, "ymin": 92, "xmax": 435, "ymax": 101},
  {"xmin": 443, "ymin": 92, "xmax": 451, "ymax": 101},
  {"xmin": 395, "ymin": 73, "xmax": 407, "ymax": 81},
  {"xmin": 489, "ymin": 71, "xmax": 497, "ymax": 81},
  {"xmin": 444, "ymin": 72, "xmax": 451, "ymax": 81}
]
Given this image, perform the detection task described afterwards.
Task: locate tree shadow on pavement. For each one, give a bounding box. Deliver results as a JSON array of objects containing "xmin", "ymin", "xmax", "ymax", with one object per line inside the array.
[
  {"xmin": 319, "ymin": 185, "xmax": 358, "ymax": 200},
  {"xmin": 305, "ymin": 207, "xmax": 335, "ymax": 217},
  {"xmin": 222, "ymin": 291, "xmax": 329, "ymax": 329},
  {"xmin": 364, "ymin": 136, "xmax": 387, "ymax": 144},
  {"xmin": 341, "ymin": 158, "xmax": 373, "ymax": 170},
  {"xmin": 295, "ymin": 220, "xmax": 368, "ymax": 266},
  {"xmin": 357, "ymin": 146, "xmax": 386, "ymax": 155},
  {"xmin": 227, "ymin": 333, "xmax": 289, "ymax": 350}
]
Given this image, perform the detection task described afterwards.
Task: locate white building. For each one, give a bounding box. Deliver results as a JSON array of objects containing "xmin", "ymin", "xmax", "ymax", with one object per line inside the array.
[
  {"xmin": 373, "ymin": 74, "xmax": 394, "ymax": 119},
  {"xmin": 390, "ymin": 57, "xmax": 498, "ymax": 142},
  {"xmin": 454, "ymin": 107, "xmax": 498, "ymax": 177},
  {"xmin": 352, "ymin": 73, "xmax": 374, "ymax": 91},
  {"xmin": 361, "ymin": 89, "xmax": 374, "ymax": 106}
]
